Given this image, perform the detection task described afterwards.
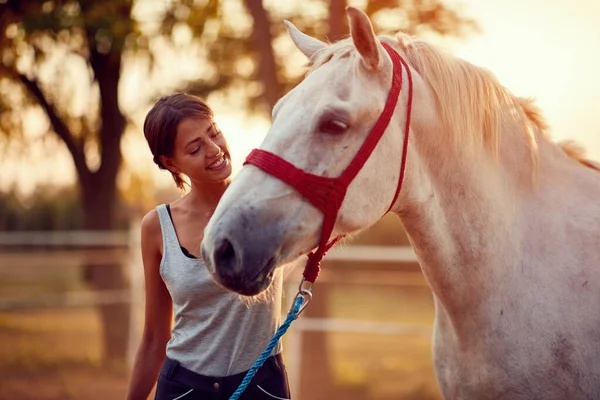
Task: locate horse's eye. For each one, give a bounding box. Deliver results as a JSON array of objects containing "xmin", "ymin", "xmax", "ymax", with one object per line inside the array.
[{"xmin": 319, "ymin": 119, "xmax": 349, "ymax": 135}]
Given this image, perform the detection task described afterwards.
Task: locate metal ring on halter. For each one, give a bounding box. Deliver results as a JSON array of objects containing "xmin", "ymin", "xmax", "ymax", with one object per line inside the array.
[
  {"xmin": 297, "ymin": 276, "xmax": 313, "ymax": 293},
  {"xmin": 290, "ymin": 277, "xmax": 313, "ymax": 319}
]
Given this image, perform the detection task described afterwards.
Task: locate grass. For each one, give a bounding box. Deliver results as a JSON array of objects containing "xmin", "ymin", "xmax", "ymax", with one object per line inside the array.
[
  {"xmin": 330, "ymin": 332, "xmax": 440, "ymax": 399},
  {"xmin": 327, "ymin": 284, "xmax": 440, "ymax": 399},
  {"xmin": 0, "ymin": 307, "xmax": 127, "ymax": 400},
  {"xmin": 0, "ymin": 308, "xmax": 102, "ymax": 367}
]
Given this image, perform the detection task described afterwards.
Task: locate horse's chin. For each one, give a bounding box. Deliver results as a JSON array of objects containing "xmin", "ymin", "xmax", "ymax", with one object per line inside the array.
[{"xmin": 212, "ymin": 265, "xmax": 276, "ymax": 297}]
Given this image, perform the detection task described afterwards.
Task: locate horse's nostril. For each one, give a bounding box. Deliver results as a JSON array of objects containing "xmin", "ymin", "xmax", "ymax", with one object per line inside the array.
[{"xmin": 214, "ymin": 237, "xmax": 238, "ymax": 274}]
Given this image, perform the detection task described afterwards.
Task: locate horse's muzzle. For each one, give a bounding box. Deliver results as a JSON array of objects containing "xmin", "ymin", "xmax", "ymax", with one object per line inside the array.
[{"xmin": 202, "ymin": 209, "xmax": 285, "ymax": 296}]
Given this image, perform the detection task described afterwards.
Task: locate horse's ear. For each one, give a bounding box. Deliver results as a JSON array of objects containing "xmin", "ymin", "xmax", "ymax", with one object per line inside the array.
[
  {"xmin": 284, "ymin": 20, "xmax": 326, "ymax": 59},
  {"xmin": 346, "ymin": 6, "xmax": 382, "ymax": 71}
]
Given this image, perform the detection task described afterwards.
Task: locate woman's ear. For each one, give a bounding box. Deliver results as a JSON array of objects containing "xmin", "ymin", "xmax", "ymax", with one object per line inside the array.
[{"xmin": 159, "ymin": 155, "xmax": 181, "ymax": 174}]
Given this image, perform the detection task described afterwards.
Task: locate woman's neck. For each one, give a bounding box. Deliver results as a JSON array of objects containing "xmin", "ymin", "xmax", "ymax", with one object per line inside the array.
[{"xmin": 186, "ymin": 179, "xmax": 231, "ymax": 211}]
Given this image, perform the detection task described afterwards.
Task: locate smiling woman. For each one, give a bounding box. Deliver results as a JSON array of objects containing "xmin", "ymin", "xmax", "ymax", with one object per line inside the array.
[
  {"xmin": 142, "ymin": 96, "xmax": 232, "ymax": 190},
  {"xmin": 125, "ymin": 93, "xmax": 291, "ymax": 400}
]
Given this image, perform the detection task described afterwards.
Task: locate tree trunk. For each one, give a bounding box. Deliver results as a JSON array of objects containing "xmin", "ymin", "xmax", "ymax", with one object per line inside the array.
[
  {"xmin": 81, "ymin": 170, "xmax": 131, "ymax": 368},
  {"xmin": 81, "ymin": 34, "xmax": 130, "ymax": 367},
  {"xmin": 328, "ymin": 0, "xmax": 348, "ymax": 41},
  {"xmin": 244, "ymin": 0, "xmax": 282, "ymax": 112}
]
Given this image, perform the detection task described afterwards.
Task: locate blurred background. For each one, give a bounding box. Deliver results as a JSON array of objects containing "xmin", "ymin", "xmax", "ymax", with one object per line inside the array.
[{"xmin": 0, "ymin": 0, "xmax": 598, "ymax": 399}]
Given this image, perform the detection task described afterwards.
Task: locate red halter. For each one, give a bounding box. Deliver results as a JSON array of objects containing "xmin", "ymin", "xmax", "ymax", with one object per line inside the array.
[{"xmin": 243, "ymin": 43, "xmax": 414, "ymax": 284}]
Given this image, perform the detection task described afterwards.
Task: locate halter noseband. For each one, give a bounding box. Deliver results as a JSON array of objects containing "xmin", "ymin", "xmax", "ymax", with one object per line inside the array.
[{"xmin": 243, "ymin": 42, "xmax": 414, "ymax": 285}]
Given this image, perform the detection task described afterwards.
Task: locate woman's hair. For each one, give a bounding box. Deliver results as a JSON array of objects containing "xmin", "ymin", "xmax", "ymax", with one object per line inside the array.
[{"xmin": 143, "ymin": 93, "xmax": 214, "ymax": 190}]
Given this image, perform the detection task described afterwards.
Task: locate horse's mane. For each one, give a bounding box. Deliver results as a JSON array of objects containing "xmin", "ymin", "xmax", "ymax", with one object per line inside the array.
[
  {"xmin": 306, "ymin": 33, "xmax": 598, "ymax": 171},
  {"xmin": 393, "ymin": 33, "xmax": 542, "ymax": 160},
  {"xmin": 556, "ymin": 140, "xmax": 600, "ymax": 171}
]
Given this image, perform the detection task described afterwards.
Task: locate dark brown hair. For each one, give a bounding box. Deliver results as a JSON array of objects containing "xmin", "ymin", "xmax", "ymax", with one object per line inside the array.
[{"xmin": 143, "ymin": 93, "xmax": 214, "ymax": 190}]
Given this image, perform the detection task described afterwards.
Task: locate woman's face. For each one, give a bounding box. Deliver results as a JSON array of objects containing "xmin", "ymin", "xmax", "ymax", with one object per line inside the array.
[{"xmin": 166, "ymin": 117, "xmax": 233, "ymax": 185}]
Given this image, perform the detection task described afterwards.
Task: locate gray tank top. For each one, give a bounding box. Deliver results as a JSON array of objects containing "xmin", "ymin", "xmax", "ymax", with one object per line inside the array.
[{"xmin": 156, "ymin": 204, "xmax": 283, "ymax": 377}]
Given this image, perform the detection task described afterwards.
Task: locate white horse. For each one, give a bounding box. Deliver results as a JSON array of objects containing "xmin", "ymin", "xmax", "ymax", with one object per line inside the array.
[{"xmin": 202, "ymin": 7, "xmax": 600, "ymax": 399}]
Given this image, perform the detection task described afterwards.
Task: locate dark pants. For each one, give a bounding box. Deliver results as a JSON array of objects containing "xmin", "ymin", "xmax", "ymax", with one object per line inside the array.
[{"xmin": 155, "ymin": 354, "xmax": 291, "ymax": 400}]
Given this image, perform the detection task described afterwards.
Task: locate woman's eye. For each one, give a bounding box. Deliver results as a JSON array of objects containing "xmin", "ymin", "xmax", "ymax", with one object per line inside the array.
[
  {"xmin": 319, "ymin": 119, "xmax": 349, "ymax": 135},
  {"xmin": 210, "ymin": 130, "xmax": 222, "ymax": 138},
  {"xmin": 190, "ymin": 147, "xmax": 201, "ymax": 155}
]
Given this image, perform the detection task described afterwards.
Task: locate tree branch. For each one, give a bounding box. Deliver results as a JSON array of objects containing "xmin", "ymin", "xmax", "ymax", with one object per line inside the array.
[{"xmin": 11, "ymin": 69, "xmax": 90, "ymax": 181}]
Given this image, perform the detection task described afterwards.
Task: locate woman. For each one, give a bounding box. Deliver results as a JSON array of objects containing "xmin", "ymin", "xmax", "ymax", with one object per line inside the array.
[{"xmin": 126, "ymin": 93, "xmax": 290, "ymax": 400}]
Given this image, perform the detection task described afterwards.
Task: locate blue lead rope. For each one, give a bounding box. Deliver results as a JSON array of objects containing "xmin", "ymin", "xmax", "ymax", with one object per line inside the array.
[{"xmin": 229, "ymin": 295, "xmax": 305, "ymax": 400}]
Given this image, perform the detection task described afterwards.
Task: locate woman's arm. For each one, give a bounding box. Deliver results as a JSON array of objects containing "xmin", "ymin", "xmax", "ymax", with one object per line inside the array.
[{"xmin": 126, "ymin": 210, "xmax": 173, "ymax": 400}]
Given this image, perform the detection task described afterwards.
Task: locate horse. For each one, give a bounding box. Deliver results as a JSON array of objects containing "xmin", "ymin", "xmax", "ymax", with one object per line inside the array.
[{"xmin": 201, "ymin": 7, "xmax": 600, "ymax": 399}]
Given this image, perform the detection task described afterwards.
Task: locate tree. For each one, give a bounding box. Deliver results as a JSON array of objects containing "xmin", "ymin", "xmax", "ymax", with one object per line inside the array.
[
  {"xmin": 0, "ymin": 0, "xmax": 221, "ymax": 366},
  {"xmin": 0, "ymin": 0, "xmax": 477, "ymax": 369}
]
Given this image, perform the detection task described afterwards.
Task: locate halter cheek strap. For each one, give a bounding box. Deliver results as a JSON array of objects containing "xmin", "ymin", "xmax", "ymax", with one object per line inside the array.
[{"xmin": 243, "ymin": 42, "xmax": 414, "ymax": 284}]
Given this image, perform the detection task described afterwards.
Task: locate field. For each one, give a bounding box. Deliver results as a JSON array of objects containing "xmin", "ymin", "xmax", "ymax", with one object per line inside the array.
[{"xmin": 0, "ymin": 250, "xmax": 442, "ymax": 400}]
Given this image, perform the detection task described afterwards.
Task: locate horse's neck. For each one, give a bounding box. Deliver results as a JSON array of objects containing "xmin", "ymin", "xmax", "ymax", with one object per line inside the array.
[
  {"xmin": 398, "ymin": 150, "xmax": 521, "ymax": 328},
  {"xmin": 396, "ymin": 119, "xmax": 600, "ymax": 333}
]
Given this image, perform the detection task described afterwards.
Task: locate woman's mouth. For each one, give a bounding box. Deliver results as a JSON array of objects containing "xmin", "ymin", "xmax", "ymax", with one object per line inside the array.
[{"xmin": 207, "ymin": 155, "xmax": 227, "ymax": 171}]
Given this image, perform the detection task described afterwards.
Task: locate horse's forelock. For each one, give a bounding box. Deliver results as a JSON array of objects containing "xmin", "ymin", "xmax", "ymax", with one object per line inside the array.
[{"xmin": 306, "ymin": 40, "xmax": 356, "ymax": 72}]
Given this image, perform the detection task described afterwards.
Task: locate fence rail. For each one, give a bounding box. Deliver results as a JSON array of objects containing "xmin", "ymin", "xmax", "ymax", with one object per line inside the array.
[
  {"xmin": 0, "ymin": 289, "xmax": 132, "ymax": 311},
  {"xmin": 0, "ymin": 230, "xmax": 417, "ymax": 259},
  {"xmin": 0, "ymin": 231, "xmax": 130, "ymax": 247}
]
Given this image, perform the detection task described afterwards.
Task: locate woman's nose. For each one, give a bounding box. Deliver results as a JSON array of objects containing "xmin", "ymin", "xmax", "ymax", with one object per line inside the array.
[{"xmin": 205, "ymin": 139, "xmax": 221, "ymax": 157}]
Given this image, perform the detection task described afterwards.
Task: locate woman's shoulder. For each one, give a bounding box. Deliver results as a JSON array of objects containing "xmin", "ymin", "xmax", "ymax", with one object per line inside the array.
[{"xmin": 140, "ymin": 207, "xmax": 163, "ymax": 245}]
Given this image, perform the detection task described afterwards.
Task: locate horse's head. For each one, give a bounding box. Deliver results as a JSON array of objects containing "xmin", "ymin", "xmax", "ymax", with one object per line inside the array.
[{"xmin": 202, "ymin": 8, "xmax": 430, "ymax": 295}]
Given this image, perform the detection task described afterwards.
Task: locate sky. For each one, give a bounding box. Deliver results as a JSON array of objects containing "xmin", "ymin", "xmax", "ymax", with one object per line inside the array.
[
  {"xmin": 449, "ymin": 0, "xmax": 600, "ymax": 158},
  {"xmin": 2, "ymin": 0, "xmax": 599, "ymax": 197}
]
